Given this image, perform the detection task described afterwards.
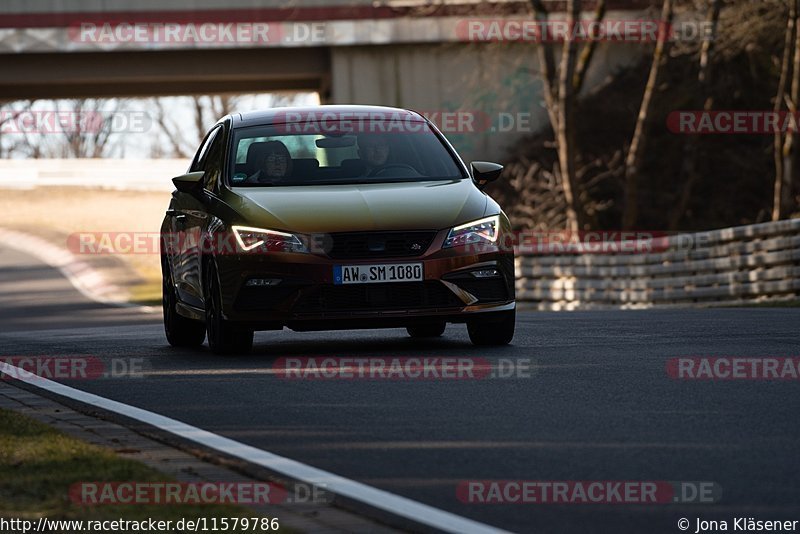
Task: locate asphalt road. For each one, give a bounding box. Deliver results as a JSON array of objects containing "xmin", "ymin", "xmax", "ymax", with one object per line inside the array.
[{"xmin": 1, "ymin": 244, "xmax": 799, "ymax": 534}]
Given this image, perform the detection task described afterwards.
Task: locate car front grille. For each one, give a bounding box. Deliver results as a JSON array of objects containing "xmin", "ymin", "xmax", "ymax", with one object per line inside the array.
[
  {"xmin": 326, "ymin": 231, "xmax": 437, "ymax": 259},
  {"xmin": 293, "ymin": 281, "xmax": 464, "ymax": 313}
]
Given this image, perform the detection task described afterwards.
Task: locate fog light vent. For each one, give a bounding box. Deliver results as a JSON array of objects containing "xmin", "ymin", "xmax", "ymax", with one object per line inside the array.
[
  {"xmin": 470, "ymin": 269, "xmax": 500, "ymax": 278},
  {"xmin": 245, "ymin": 278, "xmax": 282, "ymax": 287}
]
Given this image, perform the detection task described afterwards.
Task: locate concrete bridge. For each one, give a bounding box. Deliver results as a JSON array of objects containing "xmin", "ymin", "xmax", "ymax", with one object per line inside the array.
[{"xmin": 0, "ymin": 0, "xmax": 651, "ymax": 161}]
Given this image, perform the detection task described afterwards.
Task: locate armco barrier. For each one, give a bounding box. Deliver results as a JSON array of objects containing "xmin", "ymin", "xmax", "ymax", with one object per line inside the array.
[{"xmin": 515, "ymin": 219, "xmax": 800, "ymax": 310}]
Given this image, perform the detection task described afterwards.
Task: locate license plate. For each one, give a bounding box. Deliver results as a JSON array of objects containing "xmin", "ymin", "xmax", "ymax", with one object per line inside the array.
[{"xmin": 334, "ymin": 263, "xmax": 423, "ymax": 284}]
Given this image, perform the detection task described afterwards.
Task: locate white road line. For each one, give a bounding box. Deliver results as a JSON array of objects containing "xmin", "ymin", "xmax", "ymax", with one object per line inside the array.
[{"xmin": 0, "ymin": 362, "xmax": 512, "ymax": 534}]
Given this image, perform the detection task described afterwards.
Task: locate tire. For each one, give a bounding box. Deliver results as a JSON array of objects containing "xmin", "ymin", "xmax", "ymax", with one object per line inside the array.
[
  {"xmin": 467, "ymin": 309, "xmax": 515, "ymax": 346},
  {"xmin": 406, "ymin": 323, "xmax": 446, "ymax": 338},
  {"xmin": 162, "ymin": 257, "xmax": 206, "ymax": 348},
  {"xmin": 204, "ymin": 261, "xmax": 254, "ymax": 355}
]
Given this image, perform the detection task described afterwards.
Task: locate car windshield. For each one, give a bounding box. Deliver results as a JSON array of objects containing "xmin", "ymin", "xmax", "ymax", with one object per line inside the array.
[{"xmin": 229, "ymin": 118, "xmax": 465, "ymax": 187}]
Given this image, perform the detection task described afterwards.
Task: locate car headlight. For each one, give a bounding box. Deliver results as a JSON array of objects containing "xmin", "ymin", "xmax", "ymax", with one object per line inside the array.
[
  {"xmin": 442, "ymin": 215, "xmax": 500, "ymax": 249},
  {"xmin": 232, "ymin": 226, "xmax": 308, "ymax": 253}
]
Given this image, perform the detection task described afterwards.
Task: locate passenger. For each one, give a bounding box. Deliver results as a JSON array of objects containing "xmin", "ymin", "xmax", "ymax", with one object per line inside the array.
[{"xmin": 247, "ymin": 141, "xmax": 293, "ymax": 184}]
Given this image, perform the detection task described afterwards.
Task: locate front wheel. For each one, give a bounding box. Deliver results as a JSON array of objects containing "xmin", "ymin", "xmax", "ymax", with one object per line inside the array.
[
  {"xmin": 162, "ymin": 257, "xmax": 205, "ymax": 347},
  {"xmin": 467, "ymin": 309, "xmax": 515, "ymax": 346},
  {"xmin": 204, "ymin": 261, "xmax": 253, "ymax": 355}
]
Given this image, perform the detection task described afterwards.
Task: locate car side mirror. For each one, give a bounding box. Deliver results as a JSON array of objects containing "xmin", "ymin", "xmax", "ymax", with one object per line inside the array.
[
  {"xmin": 470, "ymin": 161, "xmax": 503, "ymax": 189},
  {"xmin": 172, "ymin": 171, "xmax": 205, "ymax": 193}
]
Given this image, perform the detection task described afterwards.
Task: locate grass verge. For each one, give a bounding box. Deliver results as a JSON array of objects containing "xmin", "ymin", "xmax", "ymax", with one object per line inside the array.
[{"xmin": 0, "ymin": 408, "xmax": 277, "ymax": 527}]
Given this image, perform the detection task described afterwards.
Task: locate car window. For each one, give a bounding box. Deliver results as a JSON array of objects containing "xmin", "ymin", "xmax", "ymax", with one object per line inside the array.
[
  {"xmin": 190, "ymin": 127, "xmax": 221, "ymax": 173},
  {"xmin": 228, "ymin": 119, "xmax": 465, "ymax": 187},
  {"xmin": 203, "ymin": 127, "xmax": 226, "ymax": 194}
]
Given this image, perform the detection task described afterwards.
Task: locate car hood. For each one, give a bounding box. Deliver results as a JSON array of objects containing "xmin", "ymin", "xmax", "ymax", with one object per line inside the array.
[{"xmin": 228, "ymin": 179, "xmax": 488, "ymax": 233}]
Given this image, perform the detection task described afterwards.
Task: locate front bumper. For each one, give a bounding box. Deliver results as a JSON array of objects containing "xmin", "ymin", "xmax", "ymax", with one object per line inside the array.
[{"xmin": 213, "ymin": 232, "xmax": 515, "ymax": 331}]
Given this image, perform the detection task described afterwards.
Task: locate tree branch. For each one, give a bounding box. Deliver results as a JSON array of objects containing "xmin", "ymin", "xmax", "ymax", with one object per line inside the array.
[{"xmin": 573, "ymin": 0, "xmax": 606, "ymax": 94}]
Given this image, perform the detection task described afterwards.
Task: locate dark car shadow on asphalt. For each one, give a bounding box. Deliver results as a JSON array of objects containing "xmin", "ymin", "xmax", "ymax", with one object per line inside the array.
[
  {"xmin": 157, "ymin": 331, "xmax": 478, "ymax": 359},
  {"xmin": 152, "ymin": 326, "xmax": 521, "ymax": 378},
  {"xmin": 248, "ymin": 329, "xmax": 477, "ymax": 357}
]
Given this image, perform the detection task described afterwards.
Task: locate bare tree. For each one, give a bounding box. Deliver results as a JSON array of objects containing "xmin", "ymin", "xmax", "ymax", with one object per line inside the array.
[
  {"xmin": 670, "ymin": 0, "xmax": 722, "ymax": 229},
  {"xmin": 621, "ymin": 0, "xmax": 674, "ymax": 229},
  {"xmin": 529, "ymin": 0, "xmax": 607, "ymax": 232},
  {"xmin": 555, "ymin": 0, "xmax": 582, "ymax": 232},
  {"xmin": 17, "ymin": 99, "xmax": 126, "ymax": 158},
  {"xmin": 151, "ymin": 96, "xmax": 238, "ymax": 158},
  {"xmin": 0, "ymin": 101, "xmax": 32, "ymax": 158},
  {"xmin": 774, "ymin": 0, "xmax": 800, "ymax": 220},
  {"xmin": 150, "ymin": 93, "xmax": 299, "ymax": 158},
  {"xmin": 498, "ymin": 0, "xmax": 787, "ymax": 230},
  {"xmin": 58, "ymin": 99, "xmax": 121, "ymax": 158},
  {"xmin": 151, "ymin": 98, "xmax": 192, "ymax": 158}
]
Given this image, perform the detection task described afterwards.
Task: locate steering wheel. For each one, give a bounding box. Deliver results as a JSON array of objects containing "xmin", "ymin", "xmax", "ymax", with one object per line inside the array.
[{"xmin": 367, "ymin": 164, "xmax": 418, "ymax": 177}]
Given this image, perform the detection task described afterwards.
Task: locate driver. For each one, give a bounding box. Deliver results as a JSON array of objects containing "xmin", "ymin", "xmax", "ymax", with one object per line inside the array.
[
  {"xmin": 357, "ymin": 134, "xmax": 390, "ymax": 172},
  {"xmin": 247, "ymin": 141, "xmax": 293, "ymax": 184}
]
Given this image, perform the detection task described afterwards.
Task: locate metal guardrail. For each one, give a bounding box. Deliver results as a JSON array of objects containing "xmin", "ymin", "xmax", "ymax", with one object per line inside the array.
[{"xmin": 515, "ymin": 219, "xmax": 800, "ymax": 309}]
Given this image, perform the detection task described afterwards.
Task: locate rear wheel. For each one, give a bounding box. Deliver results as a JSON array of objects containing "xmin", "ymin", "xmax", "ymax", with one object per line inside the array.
[
  {"xmin": 406, "ymin": 323, "xmax": 446, "ymax": 338},
  {"xmin": 204, "ymin": 261, "xmax": 254, "ymax": 355},
  {"xmin": 467, "ymin": 309, "xmax": 515, "ymax": 346},
  {"xmin": 162, "ymin": 257, "xmax": 205, "ymax": 347}
]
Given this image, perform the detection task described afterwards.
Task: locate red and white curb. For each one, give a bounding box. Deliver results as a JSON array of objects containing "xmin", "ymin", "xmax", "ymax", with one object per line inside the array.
[{"xmin": 0, "ymin": 227, "xmax": 156, "ymax": 313}]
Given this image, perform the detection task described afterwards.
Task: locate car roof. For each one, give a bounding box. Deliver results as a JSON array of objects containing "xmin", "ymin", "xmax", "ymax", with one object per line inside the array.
[{"xmin": 229, "ymin": 105, "xmax": 427, "ymax": 128}]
